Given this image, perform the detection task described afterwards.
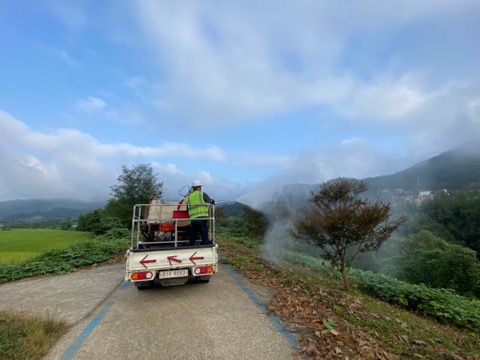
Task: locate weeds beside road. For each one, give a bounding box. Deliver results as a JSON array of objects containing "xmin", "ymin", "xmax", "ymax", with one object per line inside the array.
[{"xmin": 0, "ymin": 313, "xmax": 66, "ymax": 360}]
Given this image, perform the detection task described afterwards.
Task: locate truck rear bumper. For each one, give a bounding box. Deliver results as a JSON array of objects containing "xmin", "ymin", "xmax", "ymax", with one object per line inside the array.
[{"xmin": 125, "ymin": 244, "xmax": 218, "ymax": 285}]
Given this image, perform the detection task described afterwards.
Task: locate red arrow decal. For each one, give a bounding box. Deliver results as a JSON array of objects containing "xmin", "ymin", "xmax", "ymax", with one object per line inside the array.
[
  {"xmin": 167, "ymin": 255, "xmax": 182, "ymax": 266},
  {"xmin": 189, "ymin": 251, "xmax": 204, "ymax": 265},
  {"xmin": 139, "ymin": 255, "xmax": 156, "ymax": 269}
]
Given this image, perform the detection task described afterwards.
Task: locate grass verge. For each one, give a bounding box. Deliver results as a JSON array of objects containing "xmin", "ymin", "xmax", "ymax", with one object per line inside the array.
[{"xmin": 0, "ymin": 312, "xmax": 67, "ymax": 360}]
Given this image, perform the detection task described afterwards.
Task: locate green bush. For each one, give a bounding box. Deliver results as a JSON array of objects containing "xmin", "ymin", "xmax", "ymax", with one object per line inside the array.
[
  {"xmin": 77, "ymin": 209, "xmax": 123, "ymax": 235},
  {"xmin": 351, "ymin": 270, "xmax": 480, "ymax": 330},
  {"xmin": 394, "ymin": 230, "xmax": 480, "ymax": 297},
  {"xmin": 97, "ymin": 227, "xmax": 130, "ymax": 240}
]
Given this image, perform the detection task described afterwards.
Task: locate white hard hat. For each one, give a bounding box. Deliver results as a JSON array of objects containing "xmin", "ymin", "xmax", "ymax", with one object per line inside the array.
[{"xmin": 192, "ymin": 180, "xmax": 203, "ymax": 187}]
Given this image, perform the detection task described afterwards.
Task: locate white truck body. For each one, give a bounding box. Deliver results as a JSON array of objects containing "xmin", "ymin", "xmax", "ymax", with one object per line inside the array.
[{"xmin": 125, "ymin": 200, "xmax": 218, "ymax": 288}]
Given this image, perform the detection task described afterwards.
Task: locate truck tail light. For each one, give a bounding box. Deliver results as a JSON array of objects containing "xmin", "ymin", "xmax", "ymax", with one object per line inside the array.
[
  {"xmin": 194, "ymin": 266, "xmax": 213, "ymax": 275},
  {"xmin": 131, "ymin": 271, "xmax": 153, "ymax": 280}
]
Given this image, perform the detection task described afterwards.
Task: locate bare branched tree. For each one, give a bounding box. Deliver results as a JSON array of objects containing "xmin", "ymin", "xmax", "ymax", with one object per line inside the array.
[{"xmin": 291, "ymin": 177, "xmax": 407, "ymax": 291}]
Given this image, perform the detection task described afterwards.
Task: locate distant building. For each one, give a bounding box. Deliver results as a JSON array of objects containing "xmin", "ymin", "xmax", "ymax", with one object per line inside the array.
[{"xmin": 418, "ymin": 191, "xmax": 432, "ymax": 197}]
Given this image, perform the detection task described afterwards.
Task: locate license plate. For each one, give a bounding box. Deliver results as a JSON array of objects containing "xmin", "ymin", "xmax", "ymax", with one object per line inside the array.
[{"xmin": 158, "ymin": 269, "xmax": 188, "ymax": 279}]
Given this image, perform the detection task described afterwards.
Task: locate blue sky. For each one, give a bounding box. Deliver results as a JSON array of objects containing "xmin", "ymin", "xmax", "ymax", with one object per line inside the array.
[{"xmin": 1, "ymin": 0, "xmax": 480, "ymax": 203}]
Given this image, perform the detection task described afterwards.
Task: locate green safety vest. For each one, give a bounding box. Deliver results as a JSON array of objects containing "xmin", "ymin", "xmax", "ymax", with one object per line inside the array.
[{"xmin": 186, "ymin": 190, "xmax": 209, "ymax": 219}]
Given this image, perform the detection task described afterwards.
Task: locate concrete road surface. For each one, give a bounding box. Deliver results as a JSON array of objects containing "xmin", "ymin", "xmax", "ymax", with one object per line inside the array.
[{"xmin": 0, "ymin": 263, "xmax": 297, "ymax": 360}]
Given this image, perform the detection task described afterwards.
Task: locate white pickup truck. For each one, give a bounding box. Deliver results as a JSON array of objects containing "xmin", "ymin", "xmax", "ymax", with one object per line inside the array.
[{"xmin": 125, "ymin": 196, "xmax": 218, "ymax": 290}]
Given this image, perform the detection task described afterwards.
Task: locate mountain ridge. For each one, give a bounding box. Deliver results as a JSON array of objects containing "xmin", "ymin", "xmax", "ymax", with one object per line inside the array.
[
  {"xmin": 0, "ymin": 199, "xmax": 106, "ymax": 222},
  {"xmin": 365, "ymin": 139, "xmax": 480, "ymax": 194},
  {"xmin": 237, "ymin": 139, "xmax": 480, "ymax": 210}
]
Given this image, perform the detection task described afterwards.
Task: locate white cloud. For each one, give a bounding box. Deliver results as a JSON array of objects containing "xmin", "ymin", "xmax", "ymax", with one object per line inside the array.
[
  {"xmin": 126, "ymin": 0, "xmax": 479, "ymax": 133},
  {"xmin": 233, "ymin": 153, "xmax": 292, "ymax": 167},
  {"xmin": 0, "ymin": 111, "xmax": 28, "ymax": 139},
  {"xmin": 339, "ymin": 72, "xmax": 428, "ymax": 122},
  {"xmin": 284, "ymin": 139, "xmax": 406, "ymax": 182},
  {"xmin": 0, "ymin": 111, "xmax": 238, "ymax": 201},
  {"xmin": 44, "ymin": 1, "xmax": 89, "ymax": 31},
  {"xmin": 0, "ymin": 114, "xmax": 113, "ymax": 200},
  {"xmin": 93, "ymin": 142, "xmax": 226, "ymax": 161},
  {"xmin": 406, "ymin": 82, "xmax": 480, "ymax": 155},
  {"xmin": 75, "ymin": 96, "xmax": 108, "ymax": 114},
  {"xmin": 34, "ymin": 44, "xmax": 78, "ymax": 68},
  {"xmin": 19, "ymin": 155, "xmax": 49, "ymax": 177},
  {"xmin": 56, "ymin": 49, "xmax": 78, "ymax": 68},
  {"xmin": 467, "ymin": 98, "xmax": 480, "ymax": 123}
]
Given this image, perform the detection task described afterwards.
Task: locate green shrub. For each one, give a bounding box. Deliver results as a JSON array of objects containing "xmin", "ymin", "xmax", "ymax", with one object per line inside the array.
[
  {"xmin": 97, "ymin": 227, "xmax": 130, "ymax": 240},
  {"xmin": 217, "ymin": 227, "xmax": 263, "ymax": 250},
  {"xmin": 393, "ymin": 230, "xmax": 480, "ymax": 297}
]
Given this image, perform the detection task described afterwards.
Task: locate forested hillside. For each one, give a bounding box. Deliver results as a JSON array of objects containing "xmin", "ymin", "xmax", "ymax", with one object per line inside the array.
[
  {"xmin": 365, "ymin": 139, "xmax": 480, "ymax": 194},
  {"xmin": 0, "ymin": 199, "xmax": 105, "ymax": 223},
  {"xmin": 238, "ymin": 140, "xmax": 480, "ymax": 212}
]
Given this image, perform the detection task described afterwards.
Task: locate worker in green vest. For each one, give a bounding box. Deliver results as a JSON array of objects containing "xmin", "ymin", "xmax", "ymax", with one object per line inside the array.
[{"xmin": 186, "ymin": 180, "xmax": 215, "ymax": 246}]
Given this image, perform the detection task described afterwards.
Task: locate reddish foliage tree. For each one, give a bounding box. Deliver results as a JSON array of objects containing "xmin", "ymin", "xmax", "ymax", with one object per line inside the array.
[{"xmin": 291, "ymin": 178, "xmax": 407, "ymax": 291}]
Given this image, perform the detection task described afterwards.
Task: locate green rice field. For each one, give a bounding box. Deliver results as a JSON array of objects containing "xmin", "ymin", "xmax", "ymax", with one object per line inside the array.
[{"xmin": 0, "ymin": 229, "xmax": 92, "ymax": 264}]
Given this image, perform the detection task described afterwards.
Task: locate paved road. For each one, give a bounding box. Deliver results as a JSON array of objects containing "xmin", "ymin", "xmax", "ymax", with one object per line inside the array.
[{"xmin": 0, "ymin": 264, "xmax": 297, "ymax": 360}]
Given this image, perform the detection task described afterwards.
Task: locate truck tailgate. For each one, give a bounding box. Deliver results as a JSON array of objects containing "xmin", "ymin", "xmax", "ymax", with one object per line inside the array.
[{"xmin": 125, "ymin": 244, "xmax": 218, "ymax": 281}]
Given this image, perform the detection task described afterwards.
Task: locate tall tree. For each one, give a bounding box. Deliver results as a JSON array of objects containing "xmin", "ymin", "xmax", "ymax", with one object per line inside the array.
[
  {"xmin": 421, "ymin": 191, "xmax": 480, "ymax": 257},
  {"xmin": 393, "ymin": 230, "xmax": 480, "ymax": 296},
  {"xmin": 291, "ymin": 178, "xmax": 407, "ymax": 291},
  {"xmin": 242, "ymin": 207, "xmax": 268, "ymax": 238},
  {"xmin": 105, "ymin": 164, "xmax": 164, "ymax": 227}
]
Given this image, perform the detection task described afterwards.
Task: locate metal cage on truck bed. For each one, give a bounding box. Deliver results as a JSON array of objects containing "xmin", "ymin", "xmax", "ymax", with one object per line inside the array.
[{"xmin": 130, "ymin": 201, "xmax": 216, "ymax": 249}]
